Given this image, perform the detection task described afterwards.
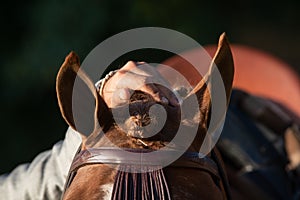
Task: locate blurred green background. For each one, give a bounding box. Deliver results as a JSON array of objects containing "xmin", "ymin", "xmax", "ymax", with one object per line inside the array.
[{"xmin": 1, "ymin": 0, "xmax": 299, "ymax": 173}]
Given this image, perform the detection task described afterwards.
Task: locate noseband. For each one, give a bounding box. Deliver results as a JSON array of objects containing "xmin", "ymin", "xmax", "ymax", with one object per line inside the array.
[{"xmin": 63, "ymin": 147, "xmax": 230, "ymax": 199}]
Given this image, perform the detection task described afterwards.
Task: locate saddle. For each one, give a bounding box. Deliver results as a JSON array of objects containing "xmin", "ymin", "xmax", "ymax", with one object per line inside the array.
[{"xmin": 218, "ymin": 89, "xmax": 300, "ymax": 200}]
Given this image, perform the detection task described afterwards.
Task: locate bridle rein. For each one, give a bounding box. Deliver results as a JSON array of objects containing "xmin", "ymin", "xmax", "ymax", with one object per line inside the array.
[{"xmin": 62, "ymin": 147, "xmax": 231, "ymax": 199}]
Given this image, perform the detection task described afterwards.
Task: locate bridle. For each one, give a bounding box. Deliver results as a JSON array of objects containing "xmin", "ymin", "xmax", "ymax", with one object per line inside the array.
[{"xmin": 62, "ymin": 146, "xmax": 231, "ymax": 199}]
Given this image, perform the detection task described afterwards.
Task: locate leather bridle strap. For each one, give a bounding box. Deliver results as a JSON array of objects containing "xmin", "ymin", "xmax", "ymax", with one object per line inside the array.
[
  {"xmin": 63, "ymin": 147, "xmax": 226, "ymax": 198},
  {"xmin": 68, "ymin": 148, "xmax": 219, "ymax": 175}
]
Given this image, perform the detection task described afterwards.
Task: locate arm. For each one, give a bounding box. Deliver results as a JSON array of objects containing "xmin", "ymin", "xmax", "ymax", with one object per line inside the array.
[{"xmin": 0, "ymin": 127, "xmax": 82, "ymax": 200}]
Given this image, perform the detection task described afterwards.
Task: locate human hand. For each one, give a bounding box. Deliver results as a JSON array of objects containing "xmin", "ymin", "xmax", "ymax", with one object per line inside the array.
[{"xmin": 101, "ymin": 61, "xmax": 179, "ymax": 108}]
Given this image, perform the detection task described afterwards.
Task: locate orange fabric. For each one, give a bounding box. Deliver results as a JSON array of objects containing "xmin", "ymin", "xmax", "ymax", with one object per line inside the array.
[
  {"xmin": 163, "ymin": 45, "xmax": 300, "ymax": 117},
  {"xmin": 205, "ymin": 45, "xmax": 300, "ymax": 117}
]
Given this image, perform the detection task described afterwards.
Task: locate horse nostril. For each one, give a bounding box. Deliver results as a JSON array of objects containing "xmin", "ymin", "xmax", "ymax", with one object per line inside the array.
[
  {"xmin": 141, "ymin": 121, "xmax": 149, "ymax": 127},
  {"xmin": 133, "ymin": 117, "xmax": 151, "ymax": 127},
  {"xmin": 142, "ymin": 116, "xmax": 151, "ymax": 126}
]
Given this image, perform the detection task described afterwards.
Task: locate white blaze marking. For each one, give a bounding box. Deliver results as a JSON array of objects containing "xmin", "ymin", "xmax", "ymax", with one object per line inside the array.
[{"xmin": 100, "ymin": 183, "xmax": 113, "ymax": 200}]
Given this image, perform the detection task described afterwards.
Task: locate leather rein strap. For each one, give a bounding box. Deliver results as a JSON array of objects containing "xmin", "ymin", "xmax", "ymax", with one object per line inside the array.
[{"xmin": 63, "ymin": 147, "xmax": 229, "ymax": 199}]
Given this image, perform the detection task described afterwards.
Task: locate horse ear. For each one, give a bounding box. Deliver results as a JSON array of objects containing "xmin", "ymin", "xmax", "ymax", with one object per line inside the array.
[
  {"xmin": 56, "ymin": 52, "xmax": 112, "ymax": 137},
  {"xmin": 184, "ymin": 33, "xmax": 234, "ymax": 130},
  {"xmin": 209, "ymin": 33, "xmax": 234, "ymax": 106}
]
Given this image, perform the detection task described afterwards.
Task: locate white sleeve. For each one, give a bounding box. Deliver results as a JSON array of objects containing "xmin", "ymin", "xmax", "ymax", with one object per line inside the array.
[{"xmin": 0, "ymin": 127, "xmax": 82, "ymax": 200}]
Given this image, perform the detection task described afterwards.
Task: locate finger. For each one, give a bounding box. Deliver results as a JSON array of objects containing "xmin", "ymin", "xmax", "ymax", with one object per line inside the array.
[
  {"xmin": 138, "ymin": 84, "xmax": 169, "ymax": 105},
  {"xmin": 112, "ymin": 63, "xmax": 176, "ymax": 106},
  {"xmin": 118, "ymin": 62, "xmax": 171, "ymax": 89},
  {"xmin": 156, "ymin": 85, "xmax": 180, "ymax": 107},
  {"xmin": 122, "ymin": 61, "xmax": 161, "ymax": 78},
  {"xmin": 110, "ymin": 88, "xmax": 130, "ymax": 107},
  {"xmin": 121, "ymin": 61, "xmax": 138, "ymax": 71},
  {"xmin": 118, "ymin": 71, "xmax": 175, "ymax": 106}
]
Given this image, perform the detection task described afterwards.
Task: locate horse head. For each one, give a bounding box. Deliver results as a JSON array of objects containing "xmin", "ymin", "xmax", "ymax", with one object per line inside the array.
[{"xmin": 57, "ymin": 33, "xmax": 234, "ymax": 200}]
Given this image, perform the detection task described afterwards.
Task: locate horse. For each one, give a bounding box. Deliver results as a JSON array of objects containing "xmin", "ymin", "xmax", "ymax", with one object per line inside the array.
[{"xmin": 56, "ymin": 33, "xmax": 234, "ymax": 200}]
